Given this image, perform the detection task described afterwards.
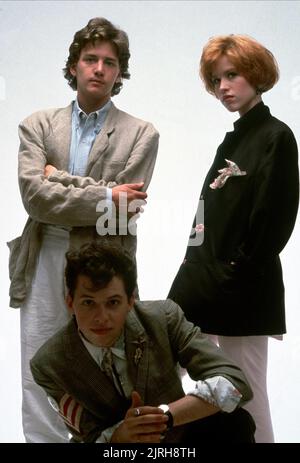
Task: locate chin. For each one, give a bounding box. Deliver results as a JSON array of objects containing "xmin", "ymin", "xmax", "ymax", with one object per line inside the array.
[
  {"xmin": 224, "ymin": 105, "xmax": 237, "ymax": 113},
  {"xmin": 97, "ymin": 337, "xmax": 116, "ymax": 348},
  {"xmin": 93, "ymin": 339, "xmax": 109, "ymax": 348}
]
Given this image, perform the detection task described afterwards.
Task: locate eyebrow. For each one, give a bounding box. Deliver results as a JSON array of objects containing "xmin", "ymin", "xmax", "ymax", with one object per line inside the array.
[
  {"xmin": 212, "ymin": 67, "xmax": 237, "ymax": 78},
  {"xmin": 82, "ymin": 53, "xmax": 96, "ymax": 58},
  {"xmin": 79, "ymin": 293, "xmax": 122, "ymax": 299},
  {"xmin": 82, "ymin": 53, "xmax": 118, "ymax": 62}
]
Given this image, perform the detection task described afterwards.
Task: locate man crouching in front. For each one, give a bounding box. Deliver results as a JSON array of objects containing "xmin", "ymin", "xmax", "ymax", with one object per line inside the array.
[{"xmin": 30, "ymin": 242, "xmax": 255, "ymax": 443}]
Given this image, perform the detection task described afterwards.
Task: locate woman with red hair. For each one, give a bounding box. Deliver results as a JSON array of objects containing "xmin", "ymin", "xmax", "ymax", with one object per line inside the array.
[{"xmin": 169, "ymin": 34, "xmax": 299, "ymax": 442}]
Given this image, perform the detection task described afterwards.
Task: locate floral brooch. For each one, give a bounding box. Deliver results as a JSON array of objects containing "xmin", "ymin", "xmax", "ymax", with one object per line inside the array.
[
  {"xmin": 209, "ymin": 159, "xmax": 246, "ymax": 190},
  {"xmin": 132, "ymin": 336, "xmax": 146, "ymax": 366}
]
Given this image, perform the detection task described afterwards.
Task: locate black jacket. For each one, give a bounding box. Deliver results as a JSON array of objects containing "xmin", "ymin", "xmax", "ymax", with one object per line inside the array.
[{"xmin": 169, "ymin": 102, "xmax": 299, "ymax": 335}]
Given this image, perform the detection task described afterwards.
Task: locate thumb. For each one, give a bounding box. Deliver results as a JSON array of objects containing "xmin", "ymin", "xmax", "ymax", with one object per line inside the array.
[
  {"xmin": 128, "ymin": 182, "xmax": 144, "ymax": 190},
  {"xmin": 130, "ymin": 390, "xmax": 143, "ymax": 409}
]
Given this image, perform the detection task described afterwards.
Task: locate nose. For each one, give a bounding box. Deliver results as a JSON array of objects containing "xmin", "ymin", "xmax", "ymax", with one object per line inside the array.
[
  {"xmin": 219, "ymin": 77, "xmax": 229, "ymax": 92},
  {"xmin": 95, "ymin": 60, "xmax": 104, "ymax": 75},
  {"xmin": 94, "ymin": 305, "xmax": 109, "ymax": 324}
]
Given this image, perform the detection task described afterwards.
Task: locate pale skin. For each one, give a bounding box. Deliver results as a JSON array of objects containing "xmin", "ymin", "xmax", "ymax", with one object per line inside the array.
[
  {"xmin": 67, "ymin": 275, "xmax": 220, "ymax": 443},
  {"xmin": 70, "ymin": 40, "xmax": 121, "ymax": 114},
  {"xmin": 111, "ymin": 390, "xmax": 220, "ymax": 443},
  {"xmin": 111, "ymin": 391, "xmax": 168, "ymax": 443},
  {"xmin": 44, "ymin": 39, "xmax": 147, "ymax": 208},
  {"xmin": 211, "ymin": 55, "xmax": 262, "ymax": 117}
]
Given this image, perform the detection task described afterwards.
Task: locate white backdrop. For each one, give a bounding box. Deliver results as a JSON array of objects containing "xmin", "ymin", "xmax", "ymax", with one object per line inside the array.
[{"xmin": 0, "ymin": 0, "xmax": 299, "ymax": 443}]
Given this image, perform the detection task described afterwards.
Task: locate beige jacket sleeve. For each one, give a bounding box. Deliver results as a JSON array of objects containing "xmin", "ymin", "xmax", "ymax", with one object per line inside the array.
[
  {"xmin": 47, "ymin": 121, "xmax": 158, "ymax": 192},
  {"xmin": 18, "ymin": 107, "xmax": 159, "ymax": 227}
]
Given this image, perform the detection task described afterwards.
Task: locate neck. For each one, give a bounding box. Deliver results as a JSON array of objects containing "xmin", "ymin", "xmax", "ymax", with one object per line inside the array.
[
  {"xmin": 77, "ymin": 95, "xmax": 110, "ymax": 114},
  {"xmin": 238, "ymin": 95, "xmax": 262, "ymax": 117}
]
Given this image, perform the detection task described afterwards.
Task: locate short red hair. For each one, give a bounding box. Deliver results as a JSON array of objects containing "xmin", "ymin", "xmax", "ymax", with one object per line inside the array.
[{"xmin": 200, "ymin": 34, "xmax": 279, "ymax": 95}]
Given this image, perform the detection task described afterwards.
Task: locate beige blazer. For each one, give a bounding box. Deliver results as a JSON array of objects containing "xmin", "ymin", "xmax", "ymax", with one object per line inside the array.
[{"xmin": 8, "ymin": 102, "xmax": 159, "ymax": 307}]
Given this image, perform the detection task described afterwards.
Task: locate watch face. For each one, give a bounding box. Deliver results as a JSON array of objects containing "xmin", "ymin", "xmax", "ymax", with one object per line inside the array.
[{"xmin": 158, "ymin": 404, "xmax": 169, "ymax": 413}]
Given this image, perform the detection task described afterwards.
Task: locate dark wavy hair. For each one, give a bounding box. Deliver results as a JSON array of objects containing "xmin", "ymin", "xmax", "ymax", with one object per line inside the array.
[
  {"xmin": 65, "ymin": 242, "xmax": 137, "ymax": 300},
  {"xmin": 63, "ymin": 17, "xmax": 130, "ymax": 96}
]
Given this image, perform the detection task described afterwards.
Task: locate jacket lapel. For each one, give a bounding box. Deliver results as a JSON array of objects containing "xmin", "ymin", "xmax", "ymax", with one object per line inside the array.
[
  {"xmin": 125, "ymin": 310, "xmax": 149, "ymax": 403},
  {"xmin": 49, "ymin": 104, "xmax": 73, "ymax": 171},
  {"xmin": 64, "ymin": 319, "xmax": 125, "ymax": 408},
  {"xmin": 85, "ymin": 103, "xmax": 118, "ymax": 174}
]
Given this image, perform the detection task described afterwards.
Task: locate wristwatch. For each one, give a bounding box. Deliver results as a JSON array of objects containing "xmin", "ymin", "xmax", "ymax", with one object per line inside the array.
[{"xmin": 158, "ymin": 404, "xmax": 174, "ymax": 431}]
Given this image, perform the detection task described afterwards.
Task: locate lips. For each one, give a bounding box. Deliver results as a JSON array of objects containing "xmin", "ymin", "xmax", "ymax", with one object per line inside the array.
[
  {"xmin": 91, "ymin": 327, "xmax": 112, "ymax": 335},
  {"xmin": 222, "ymin": 95, "xmax": 234, "ymax": 103},
  {"xmin": 89, "ymin": 79, "xmax": 104, "ymax": 85}
]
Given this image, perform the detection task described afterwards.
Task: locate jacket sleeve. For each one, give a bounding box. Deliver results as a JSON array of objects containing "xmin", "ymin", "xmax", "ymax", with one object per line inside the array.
[
  {"xmin": 165, "ymin": 300, "xmax": 253, "ymax": 406},
  {"xmin": 18, "ymin": 117, "xmax": 159, "ymax": 227},
  {"xmin": 237, "ymin": 128, "xmax": 299, "ymax": 265},
  {"xmin": 46, "ymin": 122, "xmax": 159, "ymax": 192},
  {"xmin": 30, "ymin": 360, "xmax": 106, "ymax": 443}
]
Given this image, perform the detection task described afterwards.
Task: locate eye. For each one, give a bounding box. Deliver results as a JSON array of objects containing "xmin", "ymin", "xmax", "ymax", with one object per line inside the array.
[
  {"xmin": 105, "ymin": 59, "xmax": 117, "ymax": 67},
  {"xmin": 211, "ymin": 77, "xmax": 220, "ymax": 86},
  {"xmin": 107, "ymin": 299, "xmax": 120, "ymax": 308},
  {"xmin": 84, "ymin": 57, "xmax": 96, "ymax": 63},
  {"xmin": 227, "ymin": 71, "xmax": 237, "ymax": 79},
  {"xmin": 81, "ymin": 299, "xmax": 95, "ymax": 307}
]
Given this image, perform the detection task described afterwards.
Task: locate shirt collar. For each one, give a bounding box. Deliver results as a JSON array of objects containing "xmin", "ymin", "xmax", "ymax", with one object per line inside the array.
[
  {"xmin": 73, "ymin": 98, "xmax": 112, "ymax": 125},
  {"xmin": 79, "ymin": 330, "xmax": 126, "ymax": 366}
]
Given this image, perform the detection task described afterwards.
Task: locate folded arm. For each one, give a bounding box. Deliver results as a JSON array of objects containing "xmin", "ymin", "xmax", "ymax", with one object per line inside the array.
[{"xmin": 18, "ymin": 117, "xmax": 159, "ymax": 227}]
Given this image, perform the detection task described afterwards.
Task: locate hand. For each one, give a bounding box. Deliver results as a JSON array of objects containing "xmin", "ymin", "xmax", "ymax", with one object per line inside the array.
[
  {"xmin": 112, "ymin": 183, "xmax": 147, "ymax": 206},
  {"xmin": 111, "ymin": 391, "xmax": 168, "ymax": 443},
  {"xmin": 44, "ymin": 164, "xmax": 57, "ymax": 177}
]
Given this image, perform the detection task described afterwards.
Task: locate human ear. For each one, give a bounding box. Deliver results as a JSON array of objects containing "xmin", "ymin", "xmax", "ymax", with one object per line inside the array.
[
  {"xmin": 66, "ymin": 293, "xmax": 75, "ymax": 315},
  {"xmin": 70, "ymin": 65, "xmax": 77, "ymax": 77},
  {"xmin": 128, "ymin": 295, "xmax": 135, "ymax": 311}
]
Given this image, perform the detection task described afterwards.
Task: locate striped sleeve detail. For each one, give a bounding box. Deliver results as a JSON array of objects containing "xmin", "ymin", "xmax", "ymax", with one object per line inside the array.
[{"xmin": 59, "ymin": 393, "xmax": 83, "ymax": 433}]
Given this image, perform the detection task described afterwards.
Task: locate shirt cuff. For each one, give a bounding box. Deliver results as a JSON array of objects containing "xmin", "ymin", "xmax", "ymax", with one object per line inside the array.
[
  {"xmin": 187, "ymin": 376, "xmax": 242, "ymax": 413},
  {"xmin": 106, "ymin": 187, "xmax": 112, "ymax": 201},
  {"xmin": 95, "ymin": 420, "xmax": 124, "ymax": 443}
]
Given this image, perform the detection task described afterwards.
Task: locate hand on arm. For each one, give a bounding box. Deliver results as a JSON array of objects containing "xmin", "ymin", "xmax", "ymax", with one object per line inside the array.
[
  {"xmin": 112, "ymin": 182, "xmax": 147, "ymax": 215},
  {"xmin": 18, "ymin": 115, "xmax": 158, "ymax": 227},
  {"xmin": 44, "ymin": 164, "xmax": 57, "ymax": 177},
  {"xmin": 111, "ymin": 391, "xmax": 168, "ymax": 443}
]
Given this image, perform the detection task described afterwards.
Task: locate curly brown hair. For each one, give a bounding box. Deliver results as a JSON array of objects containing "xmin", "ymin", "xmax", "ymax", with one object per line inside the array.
[
  {"xmin": 200, "ymin": 34, "xmax": 279, "ymax": 96},
  {"xmin": 63, "ymin": 17, "xmax": 130, "ymax": 96},
  {"xmin": 65, "ymin": 242, "xmax": 137, "ymax": 300}
]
